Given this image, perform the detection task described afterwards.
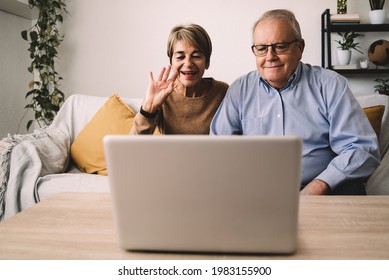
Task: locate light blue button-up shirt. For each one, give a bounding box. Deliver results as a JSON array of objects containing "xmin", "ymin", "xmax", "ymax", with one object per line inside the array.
[{"xmin": 210, "ymin": 62, "xmax": 380, "ymax": 189}]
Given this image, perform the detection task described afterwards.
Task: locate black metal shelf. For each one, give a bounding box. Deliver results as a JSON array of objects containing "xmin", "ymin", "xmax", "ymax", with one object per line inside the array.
[
  {"xmin": 321, "ymin": 9, "xmax": 389, "ymax": 75},
  {"xmin": 324, "ymin": 23, "xmax": 389, "ymax": 32},
  {"xmin": 329, "ymin": 68, "xmax": 389, "ymax": 75}
]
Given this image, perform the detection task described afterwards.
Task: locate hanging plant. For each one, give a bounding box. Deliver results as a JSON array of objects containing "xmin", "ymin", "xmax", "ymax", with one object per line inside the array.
[{"xmin": 21, "ymin": 0, "xmax": 68, "ymax": 130}]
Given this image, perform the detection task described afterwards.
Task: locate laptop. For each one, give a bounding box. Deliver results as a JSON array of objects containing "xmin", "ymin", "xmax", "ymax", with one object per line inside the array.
[{"xmin": 104, "ymin": 135, "xmax": 302, "ymax": 254}]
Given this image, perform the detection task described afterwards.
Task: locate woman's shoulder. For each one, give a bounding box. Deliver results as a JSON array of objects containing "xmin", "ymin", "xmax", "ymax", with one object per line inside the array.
[
  {"xmin": 203, "ymin": 77, "xmax": 229, "ymax": 91},
  {"xmin": 201, "ymin": 78, "xmax": 228, "ymax": 100}
]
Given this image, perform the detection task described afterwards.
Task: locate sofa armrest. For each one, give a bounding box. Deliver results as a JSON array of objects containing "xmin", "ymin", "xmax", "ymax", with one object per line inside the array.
[{"xmin": 1, "ymin": 129, "xmax": 70, "ymax": 220}]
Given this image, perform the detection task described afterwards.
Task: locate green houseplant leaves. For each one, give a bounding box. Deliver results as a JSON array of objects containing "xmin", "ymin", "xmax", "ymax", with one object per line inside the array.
[
  {"xmin": 369, "ymin": 0, "xmax": 386, "ymax": 10},
  {"xmin": 21, "ymin": 0, "xmax": 68, "ymax": 131},
  {"xmin": 335, "ymin": 30, "xmax": 364, "ymax": 54}
]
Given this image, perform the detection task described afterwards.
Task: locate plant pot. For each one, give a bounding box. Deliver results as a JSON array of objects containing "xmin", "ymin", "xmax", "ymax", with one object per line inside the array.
[
  {"xmin": 337, "ymin": 49, "xmax": 352, "ymax": 65},
  {"xmin": 369, "ymin": 10, "xmax": 386, "ymax": 24}
]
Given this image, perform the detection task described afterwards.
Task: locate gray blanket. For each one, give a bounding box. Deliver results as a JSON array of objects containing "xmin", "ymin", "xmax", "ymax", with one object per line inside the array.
[
  {"xmin": 0, "ymin": 129, "xmax": 69, "ymax": 220},
  {"xmin": 0, "ymin": 94, "xmax": 106, "ymax": 221}
]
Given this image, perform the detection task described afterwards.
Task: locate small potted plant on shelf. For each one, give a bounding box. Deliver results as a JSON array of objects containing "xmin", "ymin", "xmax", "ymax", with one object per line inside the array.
[
  {"xmin": 374, "ymin": 78, "xmax": 389, "ymax": 95},
  {"xmin": 335, "ymin": 30, "xmax": 364, "ymax": 65},
  {"xmin": 369, "ymin": 0, "xmax": 386, "ymax": 24}
]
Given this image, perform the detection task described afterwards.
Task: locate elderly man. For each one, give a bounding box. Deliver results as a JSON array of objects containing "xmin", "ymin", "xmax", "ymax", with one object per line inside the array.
[{"xmin": 210, "ymin": 9, "xmax": 380, "ymax": 195}]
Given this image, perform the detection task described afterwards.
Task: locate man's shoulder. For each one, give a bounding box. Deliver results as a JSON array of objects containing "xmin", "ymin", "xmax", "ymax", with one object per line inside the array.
[
  {"xmin": 230, "ymin": 70, "xmax": 259, "ymax": 86},
  {"xmin": 301, "ymin": 63, "xmax": 343, "ymax": 79}
]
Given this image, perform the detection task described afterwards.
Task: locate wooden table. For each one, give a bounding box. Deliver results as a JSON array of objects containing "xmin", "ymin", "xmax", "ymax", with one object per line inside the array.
[{"xmin": 0, "ymin": 193, "xmax": 388, "ymax": 260}]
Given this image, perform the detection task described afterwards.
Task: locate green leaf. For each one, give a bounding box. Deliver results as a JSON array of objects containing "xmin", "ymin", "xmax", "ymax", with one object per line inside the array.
[
  {"xmin": 45, "ymin": 111, "xmax": 54, "ymax": 120},
  {"xmin": 30, "ymin": 31, "xmax": 38, "ymax": 42},
  {"xmin": 26, "ymin": 120, "xmax": 34, "ymax": 131},
  {"xmin": 38, "ymin": 20, "xmax": 47, "ymax": 30},
  {"xmin": 53, "ymin": 1, "xmax": 61, "ymax": 9},
  {"xmin": 26, "ymin": 89, "xmax": 37, "ymax": 98},
  {"xmin": 21, "ymin": 30, "xmax": 28, "ymax": 41}
]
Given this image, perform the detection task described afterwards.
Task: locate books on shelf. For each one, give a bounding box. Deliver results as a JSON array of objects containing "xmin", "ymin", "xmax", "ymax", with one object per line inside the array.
[
  {"xmin": 330, "ymin": 13, "xmax": 360, "ymax": 24},
  {"xmin": 332, "ymin": 64, "xmax": 358, "ymax": 70}
]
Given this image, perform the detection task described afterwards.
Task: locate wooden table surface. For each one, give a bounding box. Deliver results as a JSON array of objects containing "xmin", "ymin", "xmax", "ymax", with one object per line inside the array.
[{"xmin": 0, "ymin": 193, "xmax": 388, "ymax": 260}]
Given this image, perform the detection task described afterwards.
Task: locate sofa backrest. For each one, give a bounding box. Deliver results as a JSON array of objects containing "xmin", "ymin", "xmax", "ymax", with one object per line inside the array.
[
  {"xmin": 49, "ymin": 94, "xmax": 143, "ymax": 143},
  {"xmin": 51, "ymin": 93, "xmax": 388, "ymax": 157}
]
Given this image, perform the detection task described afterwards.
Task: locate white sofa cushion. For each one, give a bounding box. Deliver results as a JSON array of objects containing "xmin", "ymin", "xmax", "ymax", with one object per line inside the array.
[{"xmin": 36, "ymin": 172, "xmax": 109, "ymax": 202}]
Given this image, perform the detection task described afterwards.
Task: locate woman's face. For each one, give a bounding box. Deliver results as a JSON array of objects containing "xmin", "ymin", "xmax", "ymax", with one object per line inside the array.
[{"xmin": 171, "ymin": 40, "xmax": 208, "ymax": 88}]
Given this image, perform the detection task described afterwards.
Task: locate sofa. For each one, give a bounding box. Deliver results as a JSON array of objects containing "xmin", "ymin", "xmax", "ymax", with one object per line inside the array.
[
  {"xmin": 1, "ymin": 93, "xmax": 388, "ymax": 221},
  {"xmin": 0, "ymin": 94, "xmax": 143, "ymax": 220}
]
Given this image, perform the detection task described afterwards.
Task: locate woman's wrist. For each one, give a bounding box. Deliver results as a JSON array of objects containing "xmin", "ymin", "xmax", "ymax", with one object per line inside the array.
[
  {"xmin": 140, "ymin": 105, "xmax": 159, "ymax": 119},
  {"xmin": 141, "ymin": 98, "xmax": 158, "ymax": 113}
]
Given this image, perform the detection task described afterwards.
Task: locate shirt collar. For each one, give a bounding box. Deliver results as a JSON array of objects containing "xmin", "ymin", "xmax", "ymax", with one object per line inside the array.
[{"xmin": 259, "ymin": 62, "xmax": 302, "ymax": 93}]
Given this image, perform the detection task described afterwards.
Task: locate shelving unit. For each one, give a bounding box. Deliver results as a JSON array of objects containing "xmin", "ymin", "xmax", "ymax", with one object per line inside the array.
[{"xmin": 321, "ymin": 9, "xmax": 389, "ymax": 75}]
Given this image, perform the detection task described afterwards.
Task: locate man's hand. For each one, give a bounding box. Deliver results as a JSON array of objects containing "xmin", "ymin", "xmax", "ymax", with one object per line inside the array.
[{"xmin": 300, "ymin": 179, "xmax": 330, "ymax": 195}]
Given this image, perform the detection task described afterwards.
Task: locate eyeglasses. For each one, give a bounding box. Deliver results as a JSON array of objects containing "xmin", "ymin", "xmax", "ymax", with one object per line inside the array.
[{"xmin": 251, "ymin": 39, "xmax": 300, "ymax": 57}]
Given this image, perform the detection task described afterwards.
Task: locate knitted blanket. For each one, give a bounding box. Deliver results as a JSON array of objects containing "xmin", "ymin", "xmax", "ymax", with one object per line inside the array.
[
  {"xmin": 0, "ymin": 132, "xmax": 47, "ymax": 220},
  {"xmin": 0, "ymin": 129, "xmax": 69, "ymax": 220}
]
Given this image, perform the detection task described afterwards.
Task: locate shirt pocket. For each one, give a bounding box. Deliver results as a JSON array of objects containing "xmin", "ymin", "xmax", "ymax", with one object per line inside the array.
[{"xmin": 242, "ymin": 116, "xmax": 273, "ymax": 135}]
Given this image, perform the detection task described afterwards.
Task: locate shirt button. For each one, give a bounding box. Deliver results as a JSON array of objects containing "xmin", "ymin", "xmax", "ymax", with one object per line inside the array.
[{"xmin": 277, "ymin": 114, "xmax": 281, "ymax": 118}]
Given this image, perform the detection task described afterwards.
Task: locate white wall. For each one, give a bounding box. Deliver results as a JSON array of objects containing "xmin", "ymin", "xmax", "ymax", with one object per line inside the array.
[
  {"xmin": 58, "ymin": 0, "xmax": 333, "ymax": 98},
  {"xmin": 58, "ymin": 0, "xmax": 389, "ymax": 100},
  {"xmin": 0, "ymin": 10, "xmax": 32, "ymax": 137}
]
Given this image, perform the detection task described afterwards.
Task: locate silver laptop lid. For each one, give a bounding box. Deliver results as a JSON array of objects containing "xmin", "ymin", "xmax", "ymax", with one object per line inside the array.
[{"xmin": 104, "ymin": 135, "xmax": 302, "ymax": 254}]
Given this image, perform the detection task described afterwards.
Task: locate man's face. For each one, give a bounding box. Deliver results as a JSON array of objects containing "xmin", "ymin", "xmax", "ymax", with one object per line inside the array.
[{"xmin": 252, "ymin": 19, "xmax": 304, "ymax": 90}]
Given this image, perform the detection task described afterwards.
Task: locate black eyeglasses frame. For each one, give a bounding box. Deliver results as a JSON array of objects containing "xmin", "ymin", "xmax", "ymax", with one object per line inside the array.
[{"xmin": 251, "ymin": 39, "xmax": 300, "ymax": 57}]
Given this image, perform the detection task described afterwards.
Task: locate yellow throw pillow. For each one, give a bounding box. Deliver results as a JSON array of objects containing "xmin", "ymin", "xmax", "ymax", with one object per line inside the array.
[
  {"xmin": 70, "ymin": 94, "xmax": 135, "ymax": 175},
  {"xmin": 363, "ymin": 105, "xmax": 385, "ymax": 138}
]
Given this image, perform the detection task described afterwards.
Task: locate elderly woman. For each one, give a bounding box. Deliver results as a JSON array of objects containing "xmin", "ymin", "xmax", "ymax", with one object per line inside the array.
[{"xmin": 130, "ymin": 24, "xmax": 228, "ymax": 134}]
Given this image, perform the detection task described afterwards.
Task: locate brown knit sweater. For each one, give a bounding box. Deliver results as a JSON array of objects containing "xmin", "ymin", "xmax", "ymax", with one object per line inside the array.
[{"xmin": 130, "ymin": 78, "xmax": 228, "ymax": 135}]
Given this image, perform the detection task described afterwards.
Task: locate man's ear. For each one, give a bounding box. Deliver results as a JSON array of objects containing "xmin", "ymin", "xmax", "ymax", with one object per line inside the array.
[{"xmin": 299, "ymin": 39, "xmax": 305, "ymax": 53}]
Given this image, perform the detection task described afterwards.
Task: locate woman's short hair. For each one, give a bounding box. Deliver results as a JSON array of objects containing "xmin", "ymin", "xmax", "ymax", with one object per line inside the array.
[
  {"xmin": 253, "ymin": 9, "xmax": 302, "ymax": 40},
  {"xmin": 167, "ymin": 24, "xmax": 212, "ymax": 67}
]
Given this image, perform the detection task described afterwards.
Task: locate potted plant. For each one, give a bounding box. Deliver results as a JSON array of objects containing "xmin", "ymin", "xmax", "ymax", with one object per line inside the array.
[
  {"xmin": 21, "ymin": 0, "xmax": 68, "ymax": 130},
  {"xmin": 374, "ymin": 78, "xmax": 389, "ymax": 95},
  {"xmin": 369, "ymin": 0, "xmax": 386, "ymax": 24},
  {"xmin": 335, "ymin": 30, "xmax": 364, "ymax": 65}
]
